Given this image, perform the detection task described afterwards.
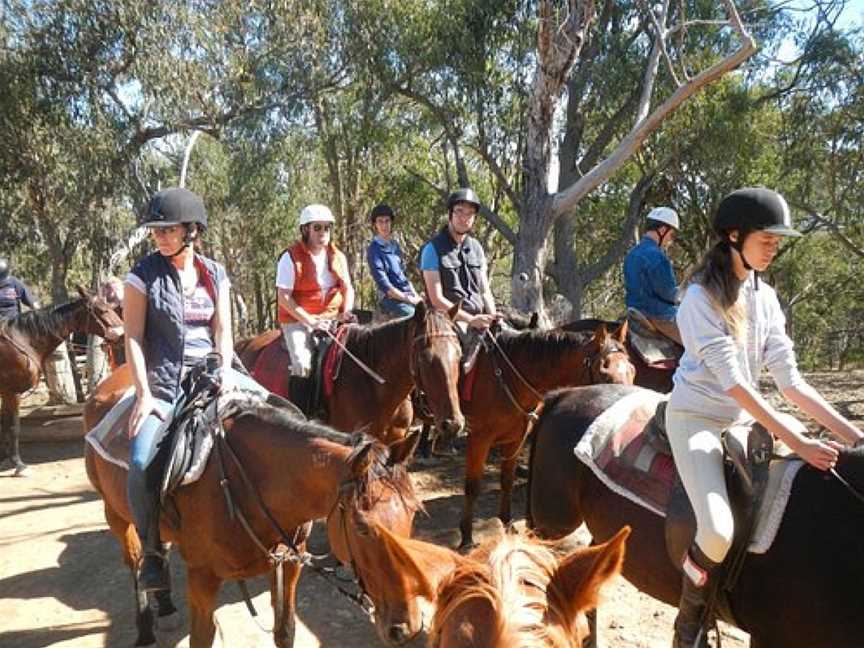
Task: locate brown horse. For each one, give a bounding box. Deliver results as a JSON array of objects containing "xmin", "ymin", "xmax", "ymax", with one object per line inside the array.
[
  {"xmin": 236, "ymin": 302, "xmax": 463, "ymax": 443},
  {"xmin": 528, "ymin": 384, "xmax": 864, "ymax": 648},
  {"xmin": 560, "ymin": 319, "xmax": 674, "ymax": 392},
  {"xmin": 457, "ymin": 323, "xmax": 635, "ymax": 547},
  {"xmin": 325, "ymin": 435, "xmax": 428, "ymax": 645},
  {"xmin": 372, "ymin": 523, "xmax": 630, "ymax": 648},
  {"xmin": 84, "ymin": 379, "xmax": 422, "ymax": 648},
  {"xmin": 0, "ymin": 286, "xmax": 123, "ymax": 475}
]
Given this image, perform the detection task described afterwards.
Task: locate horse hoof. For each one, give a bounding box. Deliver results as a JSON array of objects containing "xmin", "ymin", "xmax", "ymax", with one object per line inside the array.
[{"xmin": 13, "ymin": 464, "xmax": 32, "ymax": 477}]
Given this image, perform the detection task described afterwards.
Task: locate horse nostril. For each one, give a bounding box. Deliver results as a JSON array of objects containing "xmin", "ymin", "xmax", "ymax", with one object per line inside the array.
[{"xmin": 388, "ymin": 623, "xmax": 410, "ymax": 643}]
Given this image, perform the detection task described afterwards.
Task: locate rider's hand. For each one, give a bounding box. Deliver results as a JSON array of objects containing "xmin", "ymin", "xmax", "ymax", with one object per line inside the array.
[
  {"xmin": 217, "ymin": 368, "xmax": 234, "ymax": 394},
  {"xmin": 336, "ymin": 311, "xmax": 357, "ymax": 324},
  {"xmin": 468, "ymin": 313, "xmax": 496, "ymax": 330},
  {"xmin": 795, "ymin": 436, "xmax": 841, "ymax": 471},
  {"xmin": 406, "ymin": 293, "xmax": 423, "ymax": 306},
  {"xmin": 128, "ymin": 391, "xmax": 163, "ymax": 439},
  {"xmin": 303, "ymin": 314, "xmax": 320, "ymax": 330}
]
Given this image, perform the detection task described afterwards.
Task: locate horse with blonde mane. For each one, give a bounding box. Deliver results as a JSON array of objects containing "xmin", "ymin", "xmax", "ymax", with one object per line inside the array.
[{"xmin": 370, "ymin": 524, "xmax": 630, "ymax": 648}]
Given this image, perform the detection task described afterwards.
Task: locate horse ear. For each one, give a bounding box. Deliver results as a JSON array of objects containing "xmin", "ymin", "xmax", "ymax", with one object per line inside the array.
[
  {"xmin": 77, "ymin": 284, "xmax": 93, "ymax": 299},
  {"xmin": 412, "ymin": 300, "xmax": 427, "ymax": 322},
  {"xmin": 548, "ymin": 526, "xmax": 629, "ymax": 622},
  {"xmin": 388, "ymin": 430, "xmax": 420, "ymax": 466},
  {"xmin": 592, "ymin": 323, "xmax": 609, "ymax": 345},
  {"xmin": 613, "ymin": 320, "xmax": 628, "ymax": 344},
  {"xmin": 529, "ymin": 312, "xmax": 540, "ymax": 329},
  {"xmin": 375, "ymin": 523, "xmax": 465, "ymax": 603},
  {"xmin": 350, "ymin": 443, "xmax": 376, "ymax": 480},
  {"xmin": 447, "ymin": 300, "xmax": 461, "ymax": 321}
]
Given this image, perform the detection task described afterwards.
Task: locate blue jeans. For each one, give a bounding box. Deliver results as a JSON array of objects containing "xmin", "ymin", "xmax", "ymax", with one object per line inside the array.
[
  {"xmin": 379, "ymin": 297, "xmax": 415, "ymax": 319},
  {"xmin": 127, "ymin": 367, "xmax": 267, "ymax": 532}
]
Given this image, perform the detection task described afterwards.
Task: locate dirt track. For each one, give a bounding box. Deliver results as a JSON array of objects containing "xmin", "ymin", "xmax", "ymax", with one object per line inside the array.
[{"xmin": 1, "ymin": 370, "xmax": 861, "ymax": 647}]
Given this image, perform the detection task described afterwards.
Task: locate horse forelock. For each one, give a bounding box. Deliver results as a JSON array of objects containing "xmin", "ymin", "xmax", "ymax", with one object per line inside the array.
[
  {"xmin": 432, "ymin": 533, "xmax": 577, "ymax": 648},
  {"xmin": 424, "ymin": 308, "xmax": 458, "ymax": 338},
  {"xmin": 344, "ymin": 436, "xmax": 422, "ymax": 515}
]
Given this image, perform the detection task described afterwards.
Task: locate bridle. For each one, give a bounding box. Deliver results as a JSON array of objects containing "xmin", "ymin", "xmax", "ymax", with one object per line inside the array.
[{"xmin": 582, "ymin": 339, "xmax": 631, "ymax": 384}]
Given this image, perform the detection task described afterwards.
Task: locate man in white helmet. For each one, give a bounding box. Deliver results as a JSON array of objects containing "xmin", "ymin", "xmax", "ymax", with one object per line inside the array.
[
  {"xmin": 276, "ymin": 204, "xmax": 356, "ymax": 410},
  {"xmin": 623, "ymin": 206, "xmax": 683, "ymax": 345}
]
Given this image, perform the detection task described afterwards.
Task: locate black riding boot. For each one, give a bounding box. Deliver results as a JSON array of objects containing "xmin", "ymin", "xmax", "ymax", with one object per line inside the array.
[
  {"xmin": 672, "ymin": 545, "xmax": 720, "ymax": 648},
  {"xmin": 138, "ymin": 501, "xmax": 170, "ymax": 593},
  {"xmin": 288, "ymin": 375, "xmax": 313, "ymax": 417}
]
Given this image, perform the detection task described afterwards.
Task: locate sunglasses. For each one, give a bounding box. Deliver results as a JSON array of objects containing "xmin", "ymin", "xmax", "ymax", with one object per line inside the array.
[{"xmin": 311, "ymin": 223, "xmax": 332, "ymax": 232}]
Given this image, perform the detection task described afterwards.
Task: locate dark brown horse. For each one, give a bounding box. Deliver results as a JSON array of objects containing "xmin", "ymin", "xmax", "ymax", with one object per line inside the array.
[
  {"xmin": 236, "ymin": 302, "xmax": 463, "ymax": 443},
  {"xmin": 528, "ymin": 384, "xmax": 864, "ymax": 648},
  {"xmin": 560, "ymin": 319, "xmax": 674, "ymax": 392},
  {"xmin": 0, "ymin": 287, "xmax": 123, "ymax": 475},
  {"xmin": 84, "ymin": 379, "xmax": 422, "ymax": 648},
  {"xmin": 373, "ymin": 523, "xmax": 630, "ymax": 648},
  {"xmin": 457, "ymin": 323, "xmax": 635, "ymax": 547}
]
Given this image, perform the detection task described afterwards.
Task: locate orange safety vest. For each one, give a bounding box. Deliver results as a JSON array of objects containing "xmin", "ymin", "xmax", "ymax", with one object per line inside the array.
[{"xmin": 277, "ymin": 240, "xmax": 350, "ymax": 324}]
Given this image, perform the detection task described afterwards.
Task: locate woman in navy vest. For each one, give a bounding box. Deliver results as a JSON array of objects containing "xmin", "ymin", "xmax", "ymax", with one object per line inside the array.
[{"xmin": 124, "ymin": 187, "xmax": 264, "ymax": 592}]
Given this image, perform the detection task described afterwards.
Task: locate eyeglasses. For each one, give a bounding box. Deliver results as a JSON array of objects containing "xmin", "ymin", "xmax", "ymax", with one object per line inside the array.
[{"xmin": 312, "ymin": 223, "xmax": 332, "ymax": 232}]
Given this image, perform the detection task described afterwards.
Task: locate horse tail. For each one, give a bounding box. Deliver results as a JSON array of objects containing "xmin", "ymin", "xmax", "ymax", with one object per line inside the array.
[{"xmin": 525, "ymin": 388, "xmax": 572, "ymax": 529}]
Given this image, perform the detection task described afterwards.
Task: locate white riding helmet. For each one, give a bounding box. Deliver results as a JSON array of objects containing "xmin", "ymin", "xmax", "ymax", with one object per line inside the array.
[
  {"xmin": 646, "ymin": 206, "xmax": 679, "ymax": 230},
  {"xmin": 299, "ymin": 204, "xmax": 336, "ymax": 226}
]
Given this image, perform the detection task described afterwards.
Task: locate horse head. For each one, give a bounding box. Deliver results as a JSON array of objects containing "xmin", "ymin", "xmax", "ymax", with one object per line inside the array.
[
  {"xmin": 74, "ymin": 285, "xmax": 124, "ymax": 342},
  {"xmin": 326, "ymin": 431, "xmax": 426, "ymax": 645},
  {"xmin": 410, "ymin": 301, "xmax": 465, "ymax": 440},
  {"xmin": 377, "ymin": 524, "xmax": 630, "ymax": 648},
  {"xmin": 587, "ymin": 321, "xmax": 635, "ymax": 385}
]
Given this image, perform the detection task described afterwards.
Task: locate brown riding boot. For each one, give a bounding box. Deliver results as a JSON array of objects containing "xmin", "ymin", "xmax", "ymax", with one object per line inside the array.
[{"xmin": 672, "ymin": 545, "xmax": 720, "ymax": 648}]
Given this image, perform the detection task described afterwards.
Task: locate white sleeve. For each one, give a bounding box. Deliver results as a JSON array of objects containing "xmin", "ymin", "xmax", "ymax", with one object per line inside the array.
[
  {"xmin": 763, "ymin": 287, "xmax": 804, "ymax": 390},
  {"xmin": 676, "ymin": 284, "xmax": 747, "ymax": 391},
  {"xmin": 125, "ymin": 272, "xmax": 146, "ymax": 295},
  {"xmin": 275, "ymin": 252, "xmax": 295, "ymax": 290}
]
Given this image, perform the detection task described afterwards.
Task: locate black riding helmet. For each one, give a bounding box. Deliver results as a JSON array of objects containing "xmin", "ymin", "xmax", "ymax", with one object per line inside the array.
[
  {"xmin": 0, "ymin": 258, "xmax": 8, "ymax": 281},
  {"xmin": 447, "ymin": 187, "xmax": 481, "ymax": 213},
  {"xmin": 714, "ymin": 187, "xmax": 801, "ymax": 275},
  {"xmin": 369, "ymin": 203, "xmax": 395, "ymax": 224},
  {"xmin": 140, "ymin": 187, "xmax": 208, "ymax": 230}
]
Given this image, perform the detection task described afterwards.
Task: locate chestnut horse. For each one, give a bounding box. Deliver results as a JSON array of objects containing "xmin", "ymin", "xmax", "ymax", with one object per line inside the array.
[
  {"xmin": 457, "ymin": 323, "xmax": 635, "ymax": 547},
  {"xmin": 371, "ymin": 523, "xmax": 630, "ymax": 648},
  {"xmin": 0, "ymin": 287, "xmax": 123, "ymax": 475},
  {"xmin": 236, "ymin": 302, "xmax": 463, "ymax": 443},
  {"xmin": 560, "ymin": 319, "xmax": 674, "ymax": 393},
  {"xmin": 85, "ymin": 382, "xmax": 422, "ymax": 647},
  {"xmin": 528, "ymin": 384, "xmax": 864, "ymax": 648}
]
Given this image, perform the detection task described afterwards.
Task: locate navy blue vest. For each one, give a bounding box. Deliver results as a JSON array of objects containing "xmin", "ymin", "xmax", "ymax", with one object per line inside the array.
[
  {"xmin": 130, "ymin": 252, "xmax": 225, "ymax": 402},
  {"xmin": 429, "ymin": 226, "xmax": 485, "ymax": 315}
]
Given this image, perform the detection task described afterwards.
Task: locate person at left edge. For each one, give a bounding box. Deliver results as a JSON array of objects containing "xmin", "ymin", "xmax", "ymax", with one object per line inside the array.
[{"xmin": 0, "ymin": 257, "xmax": 39, "ymax": 320}]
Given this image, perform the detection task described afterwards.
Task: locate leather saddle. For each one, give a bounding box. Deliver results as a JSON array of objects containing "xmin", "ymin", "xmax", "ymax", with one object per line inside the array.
[
  {"xmin": 647, "ymin": 403, "xmax": 773, "ymax": 626},
  {"xmin": 626, "ymin": 308, "xmax": 683, "ymax": 368}
]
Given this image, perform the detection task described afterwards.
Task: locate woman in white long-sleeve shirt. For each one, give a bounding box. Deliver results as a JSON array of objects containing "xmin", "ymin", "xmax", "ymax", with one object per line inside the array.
[{"xmin": 666, "ymin": 187, "xmax": 864, "ymax": 648}]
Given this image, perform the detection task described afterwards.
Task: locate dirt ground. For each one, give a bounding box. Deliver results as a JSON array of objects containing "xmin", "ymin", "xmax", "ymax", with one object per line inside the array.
[{"xmin": 1, "ymin": 370, "xmax": 861, "ymax": 648}]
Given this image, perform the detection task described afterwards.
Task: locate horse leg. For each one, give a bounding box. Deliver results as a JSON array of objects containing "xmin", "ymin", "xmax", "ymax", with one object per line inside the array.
[
  {"xmin": 104, "ymin": 504, "xmax": 156, "ymax": 646},
  {"xmin": 459, "ymin": 433, "xmax": 492, "ymax": 549},
  {"xmin": 271, "ymin": 561, "xmax": 303, "ymax": 648},
  {"xmin": 497, "ymin": 439, "xmax": 523, "ymax": 526},
  {"xmin": 1, "ymin": 393, "xmax": 28, "ymax": 475},
  {"xmin": 187, "ymin": 567, "xmax": 221, "ymax": 648},
  {"xmin": 417, "ymin": 421, "xmax": 434, "ymax": 459},
  {"xmin": 10, "ymin": 394, "xmax": 28, "ymax": 476}
]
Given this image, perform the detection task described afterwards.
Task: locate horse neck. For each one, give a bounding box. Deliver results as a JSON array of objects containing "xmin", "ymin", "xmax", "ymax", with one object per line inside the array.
[
  {"xmin": 346, "ymin": 320, "xmax": 414, "ymax": 397},
  {"xmin": 492, "ymin": 334, "xmax": 589, "ymax": 394}
]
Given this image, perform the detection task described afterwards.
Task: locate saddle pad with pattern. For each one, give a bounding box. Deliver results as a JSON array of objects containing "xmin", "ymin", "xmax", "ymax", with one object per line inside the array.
[
  {"xmin": 573, "ymin": 389, "xmax": 804, "ymax": 554},
  {"xmin": 84, "ymin": 389, "xmax": 264, "ymax": 488}
]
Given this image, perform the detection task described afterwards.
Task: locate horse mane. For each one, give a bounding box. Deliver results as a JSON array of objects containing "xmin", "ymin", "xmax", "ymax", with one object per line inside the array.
[
  {"xmin": 0, "ymin": 299, "xmax": 82, "ymax": 340},
  {"xmin": 345, "ymin": 434, "xmax": 423, "ymax": 515},
  {"xmin": 343, "ymin": 317, "xmax": 413, "ymax": 367},
  {"xmin": 493, "ymin": 328, "xmax": 595, "ymax": 366},
  {"xmin": 229, "ymin": 400, "xmax": 351, "ymax": 445},
  {"xmin": 430, "ymin": 530, "xmax": 577, "ymax": 648}
]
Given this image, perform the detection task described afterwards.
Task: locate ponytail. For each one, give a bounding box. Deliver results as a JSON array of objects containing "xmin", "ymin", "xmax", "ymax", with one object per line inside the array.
[{"xmin": 684, "ymin": 240, "xmax": 747, "ymax": 343}]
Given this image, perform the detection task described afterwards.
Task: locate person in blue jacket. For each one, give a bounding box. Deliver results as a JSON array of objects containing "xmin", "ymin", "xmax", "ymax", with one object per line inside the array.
[
  {"xmin": 623, "ymin": 206, "xmax": 682, "ymax": 344},
  {"xmin": 366, "ymin": 203, "xmax": 422, "ymax": 319},
  {"xmin": 0, "ymin": 258, "xmax": 39, "ymax": 320}
]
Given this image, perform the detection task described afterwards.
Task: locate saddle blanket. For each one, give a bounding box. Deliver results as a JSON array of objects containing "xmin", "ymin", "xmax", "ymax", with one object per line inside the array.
[
  {"xmin": 573, "ymin": 389, "xmax": 804, "ymax": 554},
  {"xmin": 85, "ymin": 388, "xmax": 265, "ymax": 486}
]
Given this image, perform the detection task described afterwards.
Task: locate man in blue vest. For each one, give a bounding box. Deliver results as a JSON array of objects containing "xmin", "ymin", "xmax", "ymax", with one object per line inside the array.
[
  {"xmin": 0, "ymin": 258, "xmax": 39, "ymax": 320},
  {"xmin": 623, "ymin": 206, "xmax": 682, "ymax": 344},
  {"xmin": 420, "ymin": 188, "xmax": 499, "ymax": 370}
]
